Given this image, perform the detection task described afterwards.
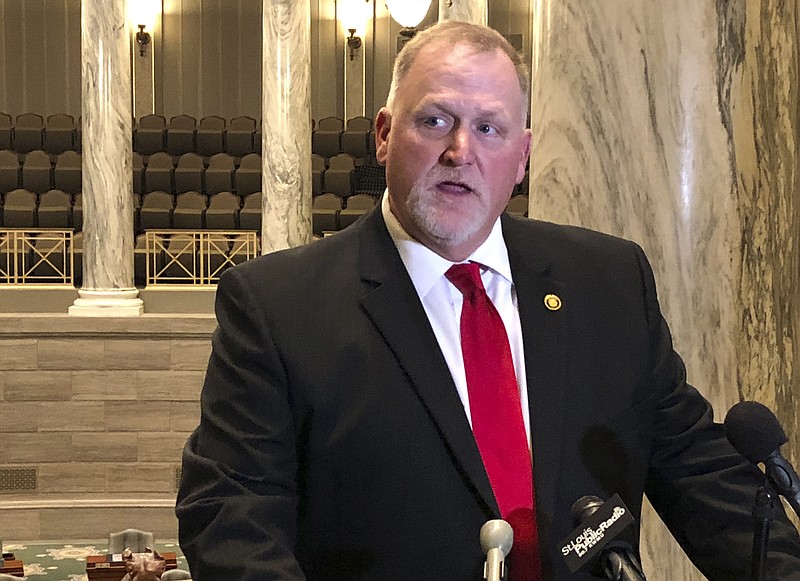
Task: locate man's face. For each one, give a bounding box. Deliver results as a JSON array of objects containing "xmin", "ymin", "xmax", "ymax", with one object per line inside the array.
[{"xmin": 375, "ymin": 42, "xmax": 531, "ymax": 261}]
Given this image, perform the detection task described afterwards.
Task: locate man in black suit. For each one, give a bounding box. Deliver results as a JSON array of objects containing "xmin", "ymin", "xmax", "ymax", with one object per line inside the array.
[{"xmin": 176, "ymin": 21, "xmax": 800, "ymax": 580}]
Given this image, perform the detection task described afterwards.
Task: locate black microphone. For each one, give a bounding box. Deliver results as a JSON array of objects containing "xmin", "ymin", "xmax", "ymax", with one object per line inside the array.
[
  {"xmin": 724, "ymin": 401, "xmax": 800, "ymax": 517},
  {"xmin": 480, "ymin": 519, "xmax": 513, "ymax": 581},
  {"xmin": 560, "ymin": 494, "xmax": 646, "ymax": 581}
]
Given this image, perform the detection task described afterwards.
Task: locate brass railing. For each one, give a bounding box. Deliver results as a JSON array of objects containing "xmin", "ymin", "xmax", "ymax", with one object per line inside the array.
[
  {"xmin": 0, "ymin": 229, "xmax": 74, "ymax": 285},
  {"xmin": 144, "ymin": 230, "xmax": 259, "ymax": 286}
]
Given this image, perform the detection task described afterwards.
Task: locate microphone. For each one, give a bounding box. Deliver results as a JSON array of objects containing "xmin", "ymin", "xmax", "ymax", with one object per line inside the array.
[
  {"xmin": 480, "ymin": 519, "xmax": 513, "ymax": 581},
  {"xmin": 560, "ymin": 494, "xmax": 645, "ymax": 580},
  {"xmin": 724, "ymin": 401, "xmax": 800, "ymax": 517}
]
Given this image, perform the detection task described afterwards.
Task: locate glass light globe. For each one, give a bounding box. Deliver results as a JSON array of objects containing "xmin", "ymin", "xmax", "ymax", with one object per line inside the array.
[{"xmin": 385, "ymin": 0, "xmax": 432, "ymax": 28}]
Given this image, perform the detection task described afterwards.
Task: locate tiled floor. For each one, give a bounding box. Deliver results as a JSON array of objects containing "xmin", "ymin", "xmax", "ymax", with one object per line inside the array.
[{"xmin": 3, "ymin": 540, "xmax": 187, "ymax": 580}]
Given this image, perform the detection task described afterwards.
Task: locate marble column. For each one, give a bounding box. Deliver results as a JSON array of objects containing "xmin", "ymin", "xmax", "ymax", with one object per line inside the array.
[
  {"xmin": 439, "ymin": 0, "xmax": 487, "ymax": 25},
  {"xmin": 70, "ymin": 0, "xmax": 142, "ymax": 316},
  {"xmin": 261, "ymin": 0, "xmax": 313, "ymax": 253},
  {"xmin": 528, "ymin": 1, "xmax": 798, "ymax": 579}
]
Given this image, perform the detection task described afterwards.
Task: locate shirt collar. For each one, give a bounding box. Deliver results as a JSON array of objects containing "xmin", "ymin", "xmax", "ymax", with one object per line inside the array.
[{"xmin": 381, "ymin": 190, "xmax": 513, "ymax": 297}]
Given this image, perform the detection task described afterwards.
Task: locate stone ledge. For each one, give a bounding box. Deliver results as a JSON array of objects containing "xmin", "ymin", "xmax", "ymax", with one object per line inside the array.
[{"xmin": 0, "ymin": 313, "xmax": 216, "ymax": 339}]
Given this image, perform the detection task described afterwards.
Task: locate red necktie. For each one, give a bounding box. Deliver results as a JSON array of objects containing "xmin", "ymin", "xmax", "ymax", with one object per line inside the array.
[{"xmin": 446, "ymin": 262, "xmax": 541, "ymax": 581}]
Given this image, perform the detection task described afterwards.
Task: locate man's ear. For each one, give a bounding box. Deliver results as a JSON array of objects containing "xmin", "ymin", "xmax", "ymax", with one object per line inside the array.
[{"xmin": 375, "ymin": 107, "xmax": 392, "ymax": 165}]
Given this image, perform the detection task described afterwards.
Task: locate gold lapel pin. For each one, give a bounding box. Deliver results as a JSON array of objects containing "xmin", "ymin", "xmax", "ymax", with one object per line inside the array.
[{"xmin": 544, "ymin": 294, "xmax": 562, "ymax": 311}]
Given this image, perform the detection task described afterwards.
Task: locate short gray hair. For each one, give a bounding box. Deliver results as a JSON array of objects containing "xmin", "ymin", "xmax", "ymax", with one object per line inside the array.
[{"xmin": 386, "ymin": 21, "xmax": 530, "ymax": 118}]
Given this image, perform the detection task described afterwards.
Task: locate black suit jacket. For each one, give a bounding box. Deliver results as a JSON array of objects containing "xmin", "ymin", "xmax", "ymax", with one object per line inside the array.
[{"xmin": 176, "ymin": 208, "xmax": 800, "ymax": 580}]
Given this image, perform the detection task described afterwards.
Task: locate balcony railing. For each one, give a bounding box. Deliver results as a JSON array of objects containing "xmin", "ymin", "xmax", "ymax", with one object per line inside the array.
[
  {"xmin": 0, "ymin": 229, "xmax": 74, "ymax": 285},
  {"xmin": 144, "ymin": 230, "xmax": 259, "ymax": 286},
  {"xmin": 1, "ymin": 229, "xmax": 260, "ymax": 287}
]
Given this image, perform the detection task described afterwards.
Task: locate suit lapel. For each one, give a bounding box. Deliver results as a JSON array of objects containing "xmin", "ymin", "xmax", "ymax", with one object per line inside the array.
[
  {"xmin": 502, "ymin": 215, "xmax": 570, "ymax": 536},
  {"xmin": 355, "ymin": 209, "xmax": 498, "ymax": 515}
]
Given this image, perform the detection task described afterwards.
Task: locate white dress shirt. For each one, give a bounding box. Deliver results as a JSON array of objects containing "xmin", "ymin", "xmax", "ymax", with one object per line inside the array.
[{"xmin": 381, "ymin": 193, "xmax": 532, "ymax": 447}]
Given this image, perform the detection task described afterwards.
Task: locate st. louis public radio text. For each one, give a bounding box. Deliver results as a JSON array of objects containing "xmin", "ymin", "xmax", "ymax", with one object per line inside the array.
[{"xmin": 561, "ymin": 506, "xmax": 627, "ymax": 557}]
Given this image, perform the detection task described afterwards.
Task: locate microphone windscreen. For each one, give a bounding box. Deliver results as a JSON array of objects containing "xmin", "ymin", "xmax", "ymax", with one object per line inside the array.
[
  {"xmin": 724, "ymin": 401, "xmax": 787, "ymax": 464},
  {"xmin": 480, "ymin": 519, "xmax": 513, "ymax": 556},
  {"xmin": 569, "ymin": 495, "xmax": 605, "ymax": 526}
]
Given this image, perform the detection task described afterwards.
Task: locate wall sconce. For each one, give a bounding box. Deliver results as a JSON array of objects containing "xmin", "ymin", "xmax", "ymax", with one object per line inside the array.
[
  {"xmin": 339, "ymin": 0, "xmax": 370, "ymax": 60},
  {"xmin": 135, "ymin": 24, "xmax": 151, "ymax": 57},
  {"xmin": 347, "ymin": 28, "xmax": 363, "ymax": 61}
]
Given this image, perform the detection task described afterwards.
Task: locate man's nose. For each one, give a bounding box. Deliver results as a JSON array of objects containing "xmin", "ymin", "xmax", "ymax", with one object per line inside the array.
[{"xmin": 441, "ymin": 126, "xmax": 475, "ymax": 166}]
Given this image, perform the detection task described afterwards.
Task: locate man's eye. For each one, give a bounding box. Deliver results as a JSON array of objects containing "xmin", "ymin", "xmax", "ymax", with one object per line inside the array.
[
  {"xmin": 477, "ymin": 123, "xmax": 497, "ymax": 135},
  {"xmin": 423, "ymin": 116, "xmax": 445, "ymax": 127}
]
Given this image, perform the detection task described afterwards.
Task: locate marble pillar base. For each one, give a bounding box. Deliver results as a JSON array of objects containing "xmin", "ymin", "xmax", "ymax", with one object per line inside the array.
[{"xmin": 68, "ymin": 289, "xmax": 144, "ymax": 317}]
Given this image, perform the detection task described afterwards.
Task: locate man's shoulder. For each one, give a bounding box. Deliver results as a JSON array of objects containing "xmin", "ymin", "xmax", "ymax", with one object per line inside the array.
[
  {"xmin": 231, "ymin": 221, "xmax": 363, "ymax": 279},
  {"xmin": 503, "ymin": 214, "xmax": 640, "ymax": 258}
]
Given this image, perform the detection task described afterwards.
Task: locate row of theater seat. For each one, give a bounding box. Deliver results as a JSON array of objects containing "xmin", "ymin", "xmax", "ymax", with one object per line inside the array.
[
  {"xmin": 0, "ymin": 112, "xmax": 376, "ymax": 160},
  {"xmin": 2, "ymin": 189, "xmax": 528, "ymax": 237},
  {"xmin": 0, "ymin": 188, "xmax": 391, "ymax": 236},
  {"xmin": 0, "ymin": 149, "xmax": 388, "ymax": 200}
]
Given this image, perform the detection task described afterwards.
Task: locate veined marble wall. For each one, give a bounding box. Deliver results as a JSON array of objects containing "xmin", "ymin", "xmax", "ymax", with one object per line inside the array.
[{"xmin": 528, "ymin": 0, "xmax": 798, "ymax": 579}]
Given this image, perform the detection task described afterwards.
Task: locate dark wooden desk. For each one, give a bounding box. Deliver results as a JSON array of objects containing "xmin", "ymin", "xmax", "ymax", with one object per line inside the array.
[{"xmin": 86, "ymin": 552, "xmax": 177, "ymax": 581}]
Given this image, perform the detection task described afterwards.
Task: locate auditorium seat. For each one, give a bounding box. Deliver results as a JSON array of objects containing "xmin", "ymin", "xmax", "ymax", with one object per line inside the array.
[
  {"xmin": 506, "ymin": 194, "xmax": 528, "ymax": 217},
  {"xmin": 76, "ymin": 114, "xmax": 82, "ymax": 153},
  {"xmin": 173, "ymin": 191, "xmax": 207, "ymax": 229},
  {"xmin": 205, "ymin": 191, "xmax": 240, "ymax": 230},
  {"xmin": 239, "ymin": 192, "xmax": 261, "ymax": 231},
  {"xmin": 21, "ymin": 150, "xmax": 53, "ymax": 194},
  {"xmin": 196, "ymin": 115, "xmax": 226, "ymax": 157},
  {"xmin": 162, "ymin": 233, "xmax": 196, "ymax": 281},
  {"xmin": 37, "ymin": 189, "xmax": 72, "ymax": 228},
  {"xmin": 108, "ymin": 529, "xmax": 155, "ymax": 554},
  {"xmin": 339, "ymin": 193, "xmax": 376, "ymax": 229},
  {"xmin": 203, "ymin": 232, "xmax": 232, "ymax": 277},
  {"xmin": 143, "ymin": 152, "xmax": 174, "ymax": 194},
  {"xmin": 0, "ymin": 112, "xmax": 12, "ymax": 150},
  {"xmin": 45, "ymin": 113, "xmax": 76, "ymax": 155},
  {"xmin": 167, "ymin": 114, "xmax": 197, "ymax": 157},
  {"xmin": 226, "ymin": 116, "xmax": 256, "ymax": 157},
  {"xmin": 515, "ymin": 170, "xmax": 530, "ymax": 197},
  {"xmin": 30, "ymin": 235, "xmax": 67, "ymax": 281},
  {"xmin": 352, "ymin": 164, "xmax": 386, "ymax": 197},
  {"xmin": 367, "ymin": 128, "xmax": 376, "ymax": 159},
  {"xmin": 174, "ymin": 153, "xmax": 205, "ymax": 194},
  {"xmin": 134, "ymin": 232, "xmax": 158, "ymax": 286},
  {"xmin": 139, "ymin": 190, "xmax": 174, "ymax": 230},
  {"xmin": 0, "ymin": 233, "xmax": 13, "ymax": 279},
  {"xmin": 2, "ymin": 188, "xmax": 38, "ymax": 228},
  {"xmin": 311, "ymin": 153, "xmax": 326, "ymax": 197},
  {"xmin": 205, "ymin": 152, "xmax": 235, "ymax": 195},
  {"xmin": 132, "ymin": 191, "xmax": 142, "ymax": 233},
  {"xmin": 72, "ymin": 231, "xmax": 83, "ymax": 284},
  {"xmin": 72, "ymin": 193, "xmax": 83, "ymax": 230},
  {"xmin": 234, "ymin": 153, "xmax": 261, "ymax": 196},
  {"xmin": 134, "ymin": 114, "xmax": 167, "ymax": 155},
  {"xmin": 132, "ymin": 152, "xmax": 145, "ymax": 195},
  {"xmin": 0, "ymin": 149, "xmax": 20, "ymax": 194},
  {"xmin": 312, "ymin": 193, "xmax": 343, "ymax": 236},
  {"xmin": 312, "ymin": 116, "xmax": 344, "ymax": 158},
  {"xmin": 14, "ymin": 113, "xmax": 45, "ymax": 154},
  {"xmin": 340, "ymin": 116, "xmax": 372, "ymax": 159},
  {"xmin": 53, "ymin": 151, "xmax": 82, "ymax": 194},
  {"xmin": 323, "ymin": 153, "xmax": 355, "ymax": 197},
  {"xmin": 230, "ymin": 233, "xmax": 256, "ymax": 265}
]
